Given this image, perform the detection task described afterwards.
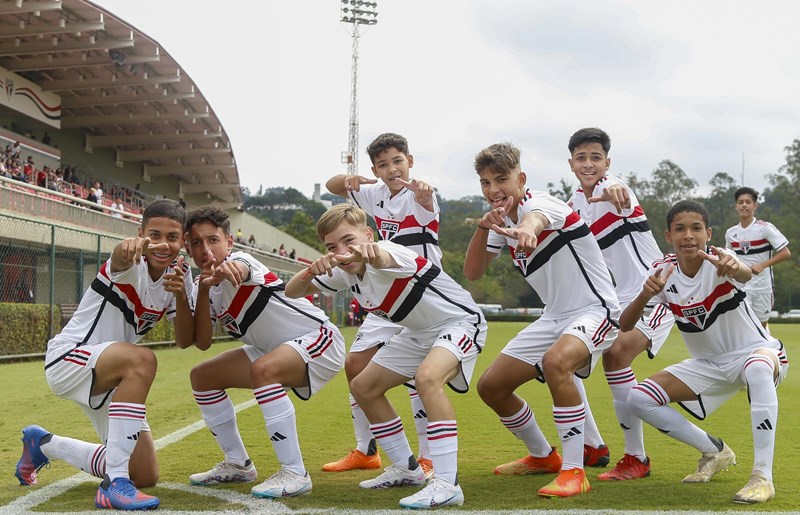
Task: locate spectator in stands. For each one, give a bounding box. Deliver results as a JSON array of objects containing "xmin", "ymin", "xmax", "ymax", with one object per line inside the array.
[
  {"xmin": 23, "ymin": 156, "xmax": 34, "ymax": 183},
  {"xmin": 10, "ymin": 161, "xmax": 24, "ymax": 183},
  {"xmin": 279, "ymin": 244, "xmax": 288, "ymax": 257},
  {"xmin": 86, "ymin": 187, "xmax": 102, "ymax": 212},
  {"xmin": 37, "ymin": 166, "xmax": 49, "ymax": 188},
  {"xmin": 236, "ymin": 227, "xmax": 243, "ymax": 243},
  {"xmin": 110, "ymin": 196, "xmax": 125, "ymax": 219},
  {"xmin": 248, "ymin": 234, "xmax": 256, "ymax": 246},
  {"xmin": 42, "ymin": 132, "xmax": 51, "ymax": 145},
  {"xmin": 11, "ymin": 140, "xmax": 20, "ymax": 159},
  {"xmin": 24, "ymin": 130, "xmax": 34, "ymax": 139},
  {"xmin": 289, "ymin": 248, "xmax": 296, "ymax": 260},
  {"xmin": 0, "ymin": 159, "xmax": 8, "ymax": 179},
  {"xmin": 92, "ymin": 181, "xmax": 103, "ymax": 204}
]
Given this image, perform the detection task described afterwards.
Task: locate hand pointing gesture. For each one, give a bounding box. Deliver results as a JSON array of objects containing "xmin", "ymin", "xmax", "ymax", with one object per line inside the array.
[
  {"xmin": 395, "ymin": 178, "xmax": 434, "ymax": 211},
  {"xmin": 699, "ymin": 246, "xmax": 741, "ymax": 278},
  {"xmin": 643, "ymin": 264, "xmax": 675, "ymax": 296}
]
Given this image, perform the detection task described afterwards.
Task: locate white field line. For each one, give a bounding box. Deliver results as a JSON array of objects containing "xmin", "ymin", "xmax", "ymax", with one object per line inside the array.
[{"xmin": 2, "ymin": 397, "xmax": 793, "ymax": 515}]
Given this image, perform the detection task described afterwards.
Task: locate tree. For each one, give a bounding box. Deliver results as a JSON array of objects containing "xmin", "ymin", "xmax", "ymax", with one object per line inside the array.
[
  {"xmin": 546, "ymin": 179, "xmax": 574, "ymax": 202},
  {"xmin": 704, "ymin": 172, "xmax": 739, "ymax": 246},
  {"xmin": 649, "ymin": 160, "xmax": 698, "ymax": 206}
]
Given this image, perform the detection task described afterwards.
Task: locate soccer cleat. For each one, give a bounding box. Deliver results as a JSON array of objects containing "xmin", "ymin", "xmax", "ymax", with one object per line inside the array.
[
  {"xmin": 322, "ymin": 449, "xmax": 381, "ymax": 472},
  {"xmin": 189, "ymin": 460, "xmax": 258, "ymax": 485},
  {"xmin": 15, "ymin": 425, "xmax": 51, "ymax": 486},
  {"xmin": 538, "ymin": 468, "xmax": 591, "ymax": 498},
  {"xmin": 359, "ymin": 464, "xmax": 426, "ymax": 489},
  {"xmin": 682, "ymin": 442, "xmax": 736, "ymax": 483},
  {"xmin": 250, "ymin": 467, "xmax": 312, "ymax": 498},
  {"xmin": 597, "ymin": 454, "xmax": 651, "ymax": 481},
  {"xmin": 493, "ymin": 447, "xmax": 562, "ymax": 475},
  {"xmin": 732, "ymin": 471, "xmax": 775, "ymax": 504},
  {"xmin": 95, "ymin": 476, "xmax": 160, "ymax": 510},
  {"xmin": 583, "ymin": 444, "xmax": 610, "ymax": 467},
  {"xmin": 399, "ymin": 477, "xmax": 464, "ymax": 509},
  {"xmin": 417, "ymin": 457, "xmax": 434, "ymax": 480}
]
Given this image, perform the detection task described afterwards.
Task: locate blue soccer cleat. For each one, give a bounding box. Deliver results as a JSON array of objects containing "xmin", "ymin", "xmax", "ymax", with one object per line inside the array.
[
  {"xmin": 95, "ymin": 476, "xmax": 160, "ymax": 510},
  {"xmin": 15, "ymin": 425, "xmax": 51, "ymax": 486}
]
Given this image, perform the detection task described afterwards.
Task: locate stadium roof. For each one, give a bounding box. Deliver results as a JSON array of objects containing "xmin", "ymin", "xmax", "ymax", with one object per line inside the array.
[{"xmin": 0, "ymin": 0, "xmax": 241, "ymax": 203}]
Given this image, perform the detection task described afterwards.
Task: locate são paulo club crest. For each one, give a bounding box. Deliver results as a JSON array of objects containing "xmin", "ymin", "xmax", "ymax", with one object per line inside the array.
[
  {"xmin": 379, "ymin": 220, "xmax": 400, "ymax": 241},
  {"xmin": 137, "ymin": 309, "xmax": 162, "ymax": 334},
  {"xmin": 218, "ymin": 312, "xmax": 242, "ymax": 337},
  {"xmin": 740, "ymin": 241, "xmax": 751, "ymax": 253},
  {"xmin": 681, "ymin": 304, "xmax": 708, "ymax": 329}
]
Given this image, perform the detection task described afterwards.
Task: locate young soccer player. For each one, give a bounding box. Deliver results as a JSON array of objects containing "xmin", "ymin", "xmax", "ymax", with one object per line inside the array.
[
  {"xmin": 15, "ymin": 199, "xmax": 193, "ymax": 511},
  {"xmin": 623, "ymin": 200, "xmax": 788, "ymax": 504},
  {"xmin": 465, "ymin": 142, "xmax": 620, "ymax": 498},
  {"xmin": 567, "ymin": 127, "xmax": 675, "ymax": 480},
  {"xmin": 323, "ymin": 132, "xmax": 439, "ymax": 476},
  {"xmin": 285, "ymin": 203, "xmax": 487, "ymax": 509},
  {"xmin": 182, "ymin": 204, "xmax": 345, "ymax": 498},
  {"xmin": 725, "ymin": 187, "xmax": 790, "ymax": 329}
]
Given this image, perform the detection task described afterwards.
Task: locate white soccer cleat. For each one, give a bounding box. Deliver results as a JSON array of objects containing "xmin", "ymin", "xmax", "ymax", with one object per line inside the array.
[
  {"xmin": 250, "ymin": 467, "xmax": 312, "ymax": 498},
  {"xmin": 682, "ymin": 442, "xmax": 736, "ymax": 483},
  {"xmin": 359, "ymin": 464, "xmax": 426, "ymax": 489},
  {"xmin": 399, "ymin": 477, "xmax": 465, "ymax": 509},
  {"xmin": 732, "ymin": 471, "xmax": 775, "ymax": 504},
  {"xmin": 190, "ymin": 460, "xmax": 258, "ymax": 485}
]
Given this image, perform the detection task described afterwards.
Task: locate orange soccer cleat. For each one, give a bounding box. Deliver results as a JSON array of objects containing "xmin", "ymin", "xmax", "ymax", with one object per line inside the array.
[
  {"xmin": 584, "ymin": 444, "xmax": 610, "ymax": 467},
  {"xmin": 494, "ymin": 447, "xmax": 562, "ymax": 475},
  {"xmin": 322, "ymin": 449, "xmax": 381, "ymax": 472},
  {"xmin": 597, "ymin": 454, "xmax": 651, "ymax": 481},
  {"xmin": 538, "ymin": 468, "xmax": 591, "ymax": 498}
]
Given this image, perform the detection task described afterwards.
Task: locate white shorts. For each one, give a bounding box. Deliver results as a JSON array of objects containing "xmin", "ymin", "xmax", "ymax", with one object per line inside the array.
[
  {"xmin": 501, "ymin": 309, "xmax": 618, "ymax": 379},
  {"xmin": 637, "ymin": 303, "xmax": 675, "ymax": 358},
  {"xmin": 45, "ymin": 342, "xmax": 151, "ymax": 442},
  {"xmin": 243, "ymin": 323, "xmax": 345, "ymax": 401},
  {"xmin": 350, "ymin": 313, "xmax": 403, "ymax": 353},
  {"xmin": 372, "ymin": 320, "xmax": 487, "ymax": 393},
  {"xmin": 745, "ymin": 290, "xmax": 773, "ymax": 323},
  {"xmin": 669, "ymin": 344, "xmax": 789, "ymax": 420}
]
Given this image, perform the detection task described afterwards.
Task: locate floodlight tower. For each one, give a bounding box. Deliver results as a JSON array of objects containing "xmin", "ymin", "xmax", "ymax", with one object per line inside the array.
[{"xmin": 340, "ymin": 0, "xmax": 377, "ymax": 175}]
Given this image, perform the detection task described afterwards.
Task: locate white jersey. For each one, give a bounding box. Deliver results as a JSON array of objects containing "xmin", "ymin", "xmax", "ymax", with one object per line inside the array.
[
  {"xmin": 196, "ymin": 251, "xmax": 333, "ymax": 350},
  {"xmin": 46, "ymin": 256, "xmax": 192, "ymax": 367},
  {"xmin": 569, "ymin": 174, "xmax": 663, "ymax": 305},
  {"xmin": 725, "ymin": 219, "xmax": 788, "ymax": 293},
  {"xmin": 348, "ymin": 182, "xmax": 442, "ymax": 267},
  {"xmin": 486, "ymin": 189, "xmax": 620, "ymax": 322},
  {"xmin": 313, "ymin": 241, "xmax": 484, "ymax": 344},
  {"xmin": 649, "ymin": 248, "xmax": 779, "ymax": 360}
]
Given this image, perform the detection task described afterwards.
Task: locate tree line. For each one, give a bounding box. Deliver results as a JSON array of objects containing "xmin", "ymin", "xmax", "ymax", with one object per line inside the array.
[{"xmin": 245, "ymin": 138, "xmax": 800, "ymax": 313}]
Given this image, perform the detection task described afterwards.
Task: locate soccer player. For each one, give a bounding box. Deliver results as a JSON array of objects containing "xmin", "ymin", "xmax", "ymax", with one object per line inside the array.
[
  {"xmin": 567, "ymin": 127, "xmax": 674, "ymax": 480},
  {"xmin": 623, "ymin": 200, "xmax": 788, "ymax": 504},
  {"xmin": 465, "ymin": 142, "xmax": 620, "ymax": 498},
  {"xmin": 285, "ymin": 203, "xmax": 487, "ymax": 509},
  {"xmin": 725, "ymin": 187, "xmax": 790, "ymax": 329},
  {"xmin": 15, "ymin": 199, "xmax": 193, "ymax": 511},
  {"xmin": 182, "ymin": 204, "xmax": 345, "ymax": 498},
  {"xmin": 323, "ymin": 132, "xmax": 440, "ymax": 476}
]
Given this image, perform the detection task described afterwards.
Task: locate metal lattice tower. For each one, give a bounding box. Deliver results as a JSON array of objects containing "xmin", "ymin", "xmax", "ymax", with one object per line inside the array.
[{"xmin": 340, "ymin": 1, "xmax": 377, "ymax": 175}]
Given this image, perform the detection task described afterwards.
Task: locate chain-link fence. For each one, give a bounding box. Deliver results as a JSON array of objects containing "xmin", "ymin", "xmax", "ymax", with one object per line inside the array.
[{"xmin": 0, "ymin": 213, "xmax": 351, "ymax": 359}]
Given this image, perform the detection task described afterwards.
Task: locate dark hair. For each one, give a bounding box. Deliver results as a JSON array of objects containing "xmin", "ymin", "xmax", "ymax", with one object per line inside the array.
[
  {"xmin": 473, "ymin": 142, "xmax": 521, "ymax": 176},
  {"xmin": 366, "ymin": 133, "xmax": 409, "ymax": 163},
  {"xmin": 142, "ymin": 199, "xmax": 186, "ymax": 228},
  {"xmin": 666, "ymin": 200, "xmax": 709, "ymax": 229},
  {"xmin": 734, "ymin": 186, "xmax": 758, "ymax": 203},
  {"xmin": 185, "ymin": 203, "xmax": 231, "ymax": 235},
  {"xmin": 568, "ymin": 127, "xmax": 611, "ymax": 154}
]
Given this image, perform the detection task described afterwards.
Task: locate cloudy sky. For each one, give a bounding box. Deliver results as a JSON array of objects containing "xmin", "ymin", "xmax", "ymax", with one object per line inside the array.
[{"xmin": 94, "ymin": 0, "xmax": 800, "ymax": 201}]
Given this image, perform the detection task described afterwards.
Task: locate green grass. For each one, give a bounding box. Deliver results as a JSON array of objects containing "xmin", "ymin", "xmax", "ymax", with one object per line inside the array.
[{"xmin": 1, "ymin": 322, "xmax": 798, "ymax": 512}]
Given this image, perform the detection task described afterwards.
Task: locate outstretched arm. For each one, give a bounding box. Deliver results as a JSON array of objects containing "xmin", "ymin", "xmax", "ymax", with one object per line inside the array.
[
  {"xmin": 326, "ymin": 174, "xmax": 378, "ymax": 197},
  {"xmin": 699, "ymin": 246, "xmax": 752, "ymax": 283},
  {"xmin": 395, "ymin": 178, "xmax": 435, "ymax": 213},
  {"xmin": 110, "ymin": 237, "xmax": 170, "ymax": 273},
  {"xmin": 464, "ymin": 197, "xmax": 514, "ymax": 280},
  {"xmin": 162, "ymin": 256, "xmax": 194, "ymax": 349}
]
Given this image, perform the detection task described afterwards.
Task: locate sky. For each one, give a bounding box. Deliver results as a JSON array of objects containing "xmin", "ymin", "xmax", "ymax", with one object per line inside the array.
[{"xmin": 94, "ymin": 0, "xmax": 800, "ymax": 201}]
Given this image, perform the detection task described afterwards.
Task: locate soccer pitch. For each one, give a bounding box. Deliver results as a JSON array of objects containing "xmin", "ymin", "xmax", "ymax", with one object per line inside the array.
[{"xmin": 1, "ymin": 322, "xmax": 797, "ymax": 513}]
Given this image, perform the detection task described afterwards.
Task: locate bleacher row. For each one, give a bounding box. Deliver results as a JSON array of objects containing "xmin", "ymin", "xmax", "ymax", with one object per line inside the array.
[{"xmin": 1, "ymin": 176, "xmax": 143, "ymax": 216}]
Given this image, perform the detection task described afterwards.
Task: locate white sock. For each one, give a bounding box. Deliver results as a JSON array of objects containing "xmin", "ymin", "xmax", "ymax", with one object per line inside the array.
[
  {"xmin": 254, "ymin": 384, "xmax": 304, "ymax": 476},
  {"xmin": 575, "ymin": 377, "xmax": 604, "ymax": 448},
  {"xmin": 409, "ymin": 389, "xmax": 430, "ymax": 459},
  {"xmin": 370, "ymin": 417, "xmax": 414, "ymax": 469},
  {"xmin": 42, "ymin": 435, "xmax": 105, "ymax": 478},
  {"xmin": 428, "ymin": 420, "xmax": 458, "ymax": 485},
  {"xmin": 349, "ymin": 394, "xmax": 375, "ymax": 455},
  {"xmin": 629, "ymin": 379, "xmax": 718, "ymax": 453},
  {"xmin": 606, "ymin": 367, "xmax": 646, "ymax": 461},
  {"xmin": 744, "ymin": 355, "xmax": 778, "ymax": 481},
  {"xmin": 553, "ymin": 403, "xmax": 585, "ymax": 470},
  {"xmin": 499, "ymin": 401, "xmax": 552, "ymax": 457},
  {"xmin": 105, "ymin": 402, "xmax": 145, "ymax": 480},
  {"xmin": 193, "ymin": 390, "xmax": 249, "ymax": 466}
]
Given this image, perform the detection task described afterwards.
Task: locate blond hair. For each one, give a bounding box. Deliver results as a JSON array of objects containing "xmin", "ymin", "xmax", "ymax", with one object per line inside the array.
[
  {"xmin": 316, "ymin": 203, "xmax": 368, "ymax": 241},
  {"xmin": 473, "ymin": 142, "xmax": 521, "ymax": 176}
]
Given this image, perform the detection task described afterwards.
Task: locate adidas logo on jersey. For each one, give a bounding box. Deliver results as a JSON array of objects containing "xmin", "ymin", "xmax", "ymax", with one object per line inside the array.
[
  {"xmin": 572, "ymin": 325, "xmax": 586, "ymax": 334},
  {"xmin": 666, "ymin": 284, "xmax": 679, "ymax": 294},
  {"xmin": 270, "ymin": 432, "xmax": 287, "ymax": 442}
]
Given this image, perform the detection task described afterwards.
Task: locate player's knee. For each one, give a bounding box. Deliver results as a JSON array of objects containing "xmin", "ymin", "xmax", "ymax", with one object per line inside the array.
[
  {"xmin": 743, "ymin": 353, "xmax": 777, "ymax": 382},
  {"xmin": 250, "ymin": 357, "xmax": 280, "ymax": 385},
  {"xmin": 602, "ymin": 336, "xmax": 641, "ymax": 369},
  {"xmin": 350, "ymin": 375, "xmax": 378, "ymax": 404},
  {"xmin": 344, "ymin": 352, "xmax": 369, "ymax": 383},
  {"xmin": 413, "ymin": 369, "xmax": 443, "ymax": 397},
  {"xmin": 627, "ymin": 384, "xmax": 656, "ymax": 418},
  {"xmin": 189, "ymin": 362, "xmax": 212, "ymax": 390},
  {"xmin": 476, "ymin": 372, "xmax": 502, "ymax": 405},
  {"xmin": 540, "ymin": 352, "xmax": 571, "ymax": 382},
  {"xmin": 127, "ymin": 347, "xmax": 157, "ymax": 382}
]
